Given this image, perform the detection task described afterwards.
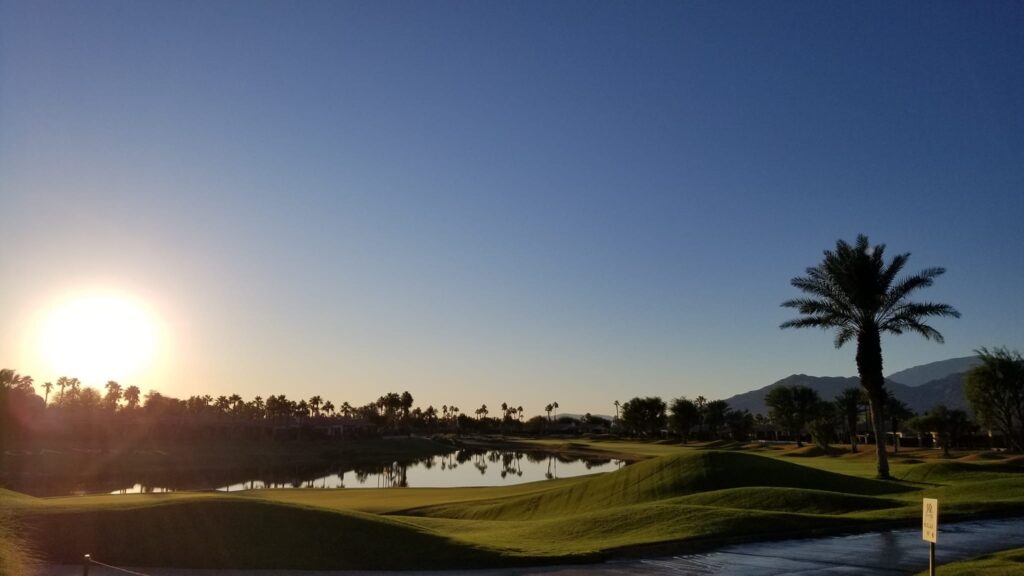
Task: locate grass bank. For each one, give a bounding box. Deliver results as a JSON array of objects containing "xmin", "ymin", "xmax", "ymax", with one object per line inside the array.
[
  {"xmin": 2, "ymin": 436, "xmax": 454, "ymax": 496},
  {"xmin": 6, "ymin": 443, "xmax": 1024, "ymax": 570},
  {"xmin": 0, "ymin": 505, "xmax": 37, "ymax": 576},
  {"xmin": 916, "ymin": 547, "xmax": 1024, "ymax": 575}
]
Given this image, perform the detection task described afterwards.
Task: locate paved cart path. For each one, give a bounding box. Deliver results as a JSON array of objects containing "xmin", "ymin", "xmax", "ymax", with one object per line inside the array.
[{"xmin": 45, "ymin": 516, "xmax": 1024, "ymax": 576}]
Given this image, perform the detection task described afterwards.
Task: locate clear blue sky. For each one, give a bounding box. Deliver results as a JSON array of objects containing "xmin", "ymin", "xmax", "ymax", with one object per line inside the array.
[{"xmin": 2, "ymin": 1, "xmax": 1022, "ymax": 416}]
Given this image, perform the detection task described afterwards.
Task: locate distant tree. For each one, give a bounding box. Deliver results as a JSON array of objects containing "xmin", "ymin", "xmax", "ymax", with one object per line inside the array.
[
  {"xmin": 55, "ymin": 376, "xmax": 80, "ymax": 405},
  {"xmin": 322, "ymin": 400, "xmax": 335, "ymax": 417},
  {"xmin": 885, "ymin": 394, "xmax": 914, "ymax": 453},
  {"xmin": 78, "ymin": 387, "xmax": 102, "ymax": 410},
  {"xmin": 694, "ymin": 396, "xmax": 707, "ymax": 437},
  {"xmin": 123, "ymin": 385, "xmax": 141, "ymax": 410},
  {"xmin": 42, "ymin": 381, "xmax": 54, "ymax": 407},
  {"xmin": 703, "ymin": 400, "xmax": 730, "ymax": 439},
  {"xmin": 308, "ymin": 395, "xmax": 322, "ymax": 418},
  {"xmin": 215, "ymin": 395, "xmax": 230, "ymax": 414},
  {"xmin": 908, "ymin": 405, "xmax": 974, "ymax": 457},
  {"xmin": 251, "ymin": 395, "xmax": 266, "ymax": 418},
  {"xmin": 807, "ymin": 400, "xmax": 838, "ymax": 449},
  {"xmin": 620, "ymin": 397, "xmax": 666, "ymax": 437},
  {"xmin": 765, "ymin": 385, "xmax": 821, "ymax": 447},
  {"xmin": 400, "ymin": 391, "xmax": 414, "ymax": 418},
  {"xmin": 476, "ymin": 404, "xmax": 488, "ymax": 421},
  {"xmin": 965, "ymin": 347, "xmax": 1024, "ymax": 452},
  {"xmin": 781, "ymin": 234, "xmax": 959, "ymax": 478},
  {"xmin": 669, "ymin": 397, "xmax": 699, "ymax": 443},
  {"xmin": 104, "ymin": 381, "xmax": 123, "ymax": 410},
  {"xmin": 725, "ymin": 409, "xmax": 754, "ymax": 441},
  {"xmin": 228, "ymin": 394, "xmax": 244, "ymax": 415},
  {"xmin": 835, "ymin": 387, "xmax": 863, "ymax": 453}
]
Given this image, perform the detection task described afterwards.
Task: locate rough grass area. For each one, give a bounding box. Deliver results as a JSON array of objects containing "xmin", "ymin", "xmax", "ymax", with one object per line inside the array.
[
  {"xmin": 917, "ymin": 547, "xmax": 1024, "ymax": 576},
  {"xmin": 0, "ymin": 507, "xmax": 37, "ymax": 576},
  {"xmin": 6, "ymin": 445, "xmax": 1024, "ymax": 570}
]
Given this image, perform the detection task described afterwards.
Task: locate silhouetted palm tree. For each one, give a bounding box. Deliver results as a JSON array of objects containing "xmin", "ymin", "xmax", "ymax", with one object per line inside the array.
[
  {"xmin": 104, "ymin": 381, "xmax": 123, "ymax": 409},
  {"xmin": 123, "ymin": 385, "xmax": 141, "ymax": 410},
  {"xmin": 42, "ymin": 381, "xmax": 54, "ymax": 407},
  {"xmin": 835, "ymin": 388, "xmax": 862, "ymax": 453},
  {"xmin": 781, "ymin": 235, "xmax": 959, "ymax": 478}
]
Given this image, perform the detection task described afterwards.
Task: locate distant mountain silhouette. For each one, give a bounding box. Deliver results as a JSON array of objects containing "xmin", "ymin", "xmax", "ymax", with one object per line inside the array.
[
  {"xmin": 885, "ymin": 355, "xmax": 980, "ymax": 387},
  {"xmin": 724, "ymin": 357, "xmax": 976, "ymax": 416}
]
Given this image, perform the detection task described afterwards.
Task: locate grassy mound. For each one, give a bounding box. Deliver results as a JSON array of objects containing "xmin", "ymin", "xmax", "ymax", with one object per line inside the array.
[
  {"xmin": 408, "ymin": 451, "xmax": 909, "ymax": 521},
  {"xmin": 898, "ymin": 461, "xmax": 1023, "ymax": 484},
  {"xmin": 667, "ymin": 487, "xmax": 902, "ymax": 514},
  {"xmin": 20, "ymin": 499, "xmax": 509, "ymax": 570},
  {"xmin": 0, "ymin": 510, "xmax": 37, "ymax": 576},
  {"xmin": 783, "ymin": 445, "xmax": 846, "ymax": 457}
]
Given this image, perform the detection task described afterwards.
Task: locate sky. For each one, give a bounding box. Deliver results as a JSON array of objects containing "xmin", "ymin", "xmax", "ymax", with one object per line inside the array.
[{"xmin": 1, "ymin": 1, "xmax": 1022, "ymax": 416}]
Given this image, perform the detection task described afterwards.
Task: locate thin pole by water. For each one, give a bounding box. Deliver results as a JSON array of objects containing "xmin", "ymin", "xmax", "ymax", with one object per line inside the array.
[
  {"xmin": 929, "ymin": 541, "xmax": 936, "ymax": 576},
  {"xmin": 82, "ymin": 554, "xmax": 91, "ymax": 576}
]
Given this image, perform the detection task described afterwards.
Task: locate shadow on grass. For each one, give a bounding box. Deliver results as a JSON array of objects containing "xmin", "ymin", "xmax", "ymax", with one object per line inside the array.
[{"xmin": 23, "ymin": 499, "xmax": 529, "ymax": 570}]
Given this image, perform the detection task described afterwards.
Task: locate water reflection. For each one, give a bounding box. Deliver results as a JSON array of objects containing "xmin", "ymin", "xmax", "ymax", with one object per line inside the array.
[{"xmin": 109, "ymin": 450, "xmax": 624, "ymax": 494}]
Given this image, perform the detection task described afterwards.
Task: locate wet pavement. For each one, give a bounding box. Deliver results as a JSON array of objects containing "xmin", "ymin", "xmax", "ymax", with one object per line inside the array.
[{"xmin": 45, "ymin": 516, "xmax": 1024, "ymax": 575}]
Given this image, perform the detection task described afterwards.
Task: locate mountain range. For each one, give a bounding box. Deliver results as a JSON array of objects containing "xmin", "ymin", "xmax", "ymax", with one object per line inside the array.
[{"xmin": 723, "ymin": 356, "xmax": 981, "ymax": 416}]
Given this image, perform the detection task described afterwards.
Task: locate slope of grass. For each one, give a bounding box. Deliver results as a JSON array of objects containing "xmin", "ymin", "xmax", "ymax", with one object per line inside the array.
[
  {"xmin": 916, "ymin": 547, "xmax": 1024, "ymax": 576},
  {"xmin": 21, "ymin": 499, "xmax": 516, "ymax": 570},
  {"xmin": 408, "ymin": 451, "xmax": 910, "ymax": 521},
  {"xmin": 666, "ymin": 486, "xmax": 903, "ymax": 514},
  {"xmin": 0, "ymin": 509, "xmax": 36, "ymax": 576},
  {"xmin": 7, "ymin": 445, "xmax": 1024, "ymax": 570}
]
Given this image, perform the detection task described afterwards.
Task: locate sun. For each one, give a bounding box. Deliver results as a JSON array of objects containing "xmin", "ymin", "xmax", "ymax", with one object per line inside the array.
[{"xmin": 37, "ymin": 293, "xmax": 161, "ymax": 383}]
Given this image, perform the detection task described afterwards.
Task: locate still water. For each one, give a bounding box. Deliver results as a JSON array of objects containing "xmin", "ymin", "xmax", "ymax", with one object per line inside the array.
[{"xmin": 110, "ymin": 450, "xmax": 624, "ymax": 494}]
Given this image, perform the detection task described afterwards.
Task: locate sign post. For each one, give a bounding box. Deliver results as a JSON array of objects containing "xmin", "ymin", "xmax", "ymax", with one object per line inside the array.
[{"xmin": 923, "ymin": 498, "xmax": 938, "ymax": 576}]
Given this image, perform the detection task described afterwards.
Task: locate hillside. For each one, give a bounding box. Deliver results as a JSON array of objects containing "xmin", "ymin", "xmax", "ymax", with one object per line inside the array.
[
  {"xmin": 887, "ymin": 356, "xmax": 980, "ymax": 387},
  {"xmin": 725, "ymin": 357, "xmax": 975, "ymax": 416}
]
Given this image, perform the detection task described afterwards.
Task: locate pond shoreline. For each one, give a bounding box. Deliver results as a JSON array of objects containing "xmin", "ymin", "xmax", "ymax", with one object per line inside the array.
[{"xmin": 2, "ymin": 436, "xmax": 631, "ymax": 496}]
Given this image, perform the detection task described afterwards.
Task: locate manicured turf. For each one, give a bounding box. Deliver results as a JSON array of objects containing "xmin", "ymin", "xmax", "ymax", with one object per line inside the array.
[
  {"xmin": 0, "ymin": 506, "xmax": 37, "ymax": 576},
  {"xmin": 4, "ymin": 443, "xmax": 1024, "ymax": 570}
]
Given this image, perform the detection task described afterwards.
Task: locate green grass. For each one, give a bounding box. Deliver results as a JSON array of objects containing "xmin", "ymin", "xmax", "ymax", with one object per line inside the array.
[
  {"xmin": 6, "ymin": 444, "xmax": 1024, "ymax": 570},
  {"xmin": 0, "ymin": 507, "xmax": 36, "ymax": 576},
  {"xmin": 916, "ymin": 547, "xmax": 1024, "ymax": 576}
]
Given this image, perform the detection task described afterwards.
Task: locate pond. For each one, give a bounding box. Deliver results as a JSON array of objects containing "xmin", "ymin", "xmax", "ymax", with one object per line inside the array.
[
  {"xmin": 119, "ymin": 450, "xmax": 625, "ymax": 493},
  {"xmin": 0, "ymin": 449, "xmax": 625, "ymax": 496}
]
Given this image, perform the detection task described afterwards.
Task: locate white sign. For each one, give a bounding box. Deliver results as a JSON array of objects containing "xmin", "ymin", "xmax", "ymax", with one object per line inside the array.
[{"xmin": 923, "ymin": 498, "xmax": 938, "ymax": 543}]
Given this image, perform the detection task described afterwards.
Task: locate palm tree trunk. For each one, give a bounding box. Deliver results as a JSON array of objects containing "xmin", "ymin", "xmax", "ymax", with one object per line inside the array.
[
  {"xmin": 866, "ymin": 391, "xmax": 888, "ymax": 477},
  {"xmin": 857, "ymin": 329, "xmax": 891, "ymax": 479}
]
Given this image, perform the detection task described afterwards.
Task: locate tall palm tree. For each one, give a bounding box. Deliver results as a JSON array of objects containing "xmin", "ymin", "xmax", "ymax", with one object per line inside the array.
[
  {"xmin": 123, "ymin": 385, "xmax": 141, "ymax": 410},
  {"xmin": 104, "ymin": 381, "xmax": 123, "ymax": 410},
  {"xmin": 309, "ymin": 395, "xmax": 322, "ymax": 418},
  {"xmin": 781, "ymin": 235, "xmax": 959, "ymax": 478},
  {"xmin": 43, "ymin": 381, "xmax": 54, "ymax": 407}
]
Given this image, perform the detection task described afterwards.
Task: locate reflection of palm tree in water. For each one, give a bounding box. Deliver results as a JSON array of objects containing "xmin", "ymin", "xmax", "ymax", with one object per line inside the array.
[
  {"xmin": 474, "ymin": 452, "xmax": 488, "ymax": 475},
  {"xmin": 545, "ymin": 455, "xmax": 558, "ymax": 480},
  {"xmin": 377, "ymin": 462, "xmax": 409, "ymax": 488},
  {"xmin": 500, "ymin": 451, "xmax": 524, "ymax": 479}
]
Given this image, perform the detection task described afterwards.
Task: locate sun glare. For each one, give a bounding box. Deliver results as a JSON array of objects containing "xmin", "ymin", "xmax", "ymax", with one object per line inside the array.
[{"xmin": 37, "ymin": 293, "xmax": 160, "ymax": 384}]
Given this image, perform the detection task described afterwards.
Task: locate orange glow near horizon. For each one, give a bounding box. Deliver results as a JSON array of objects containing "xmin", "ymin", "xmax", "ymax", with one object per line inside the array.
[{"xmin": 36, "ymin": 293, "xmax": 163, "ymax": 385}]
